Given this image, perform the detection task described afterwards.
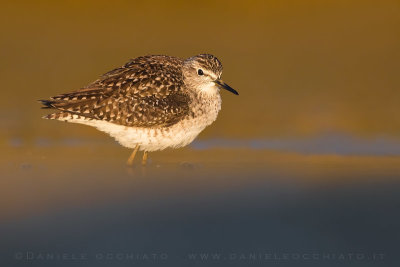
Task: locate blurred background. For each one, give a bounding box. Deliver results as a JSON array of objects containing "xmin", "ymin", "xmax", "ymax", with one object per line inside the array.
[{"xmin": 1, "ymin": 1, "xmax": 400, "ymax": 266}]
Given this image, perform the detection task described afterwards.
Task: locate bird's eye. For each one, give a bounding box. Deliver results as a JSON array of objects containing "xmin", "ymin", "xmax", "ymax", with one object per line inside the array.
[{"xmin": 197, "ymin": 69, "xmax": 204, "ymax": 76}]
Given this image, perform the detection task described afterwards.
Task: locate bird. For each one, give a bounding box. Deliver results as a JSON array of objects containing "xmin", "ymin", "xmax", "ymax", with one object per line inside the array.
[{"xmin": 40, "ymin": 54, "xmax": 238, "ymax": 165}]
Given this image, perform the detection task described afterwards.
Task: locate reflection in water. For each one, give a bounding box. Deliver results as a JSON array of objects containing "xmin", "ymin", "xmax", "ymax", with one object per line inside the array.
[
  {"xmin": 7, "ymin": 134, "xmax": 400, "ymax": 156},
  {"xmin": 192, "ymin": 134, "xmax": 400, "ymax": 156},
  {"xmin": 0, "ymin": 146, "xmax": 398, "ymax": 266},
  {"xmin": 1, "ymin": 136, "xmax": 400, "ymax": 266}
]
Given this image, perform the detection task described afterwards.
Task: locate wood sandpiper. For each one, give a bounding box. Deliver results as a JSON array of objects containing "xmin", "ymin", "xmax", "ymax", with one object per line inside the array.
[{"xmin": 40, "ymin": 54, "xmax": 238, "ymax": 165}]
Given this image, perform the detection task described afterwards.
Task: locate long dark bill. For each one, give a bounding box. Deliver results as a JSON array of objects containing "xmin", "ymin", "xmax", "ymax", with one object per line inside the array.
[{"xmin": 215, "ymin": 80, "xmax": 239, "ymax": 95}]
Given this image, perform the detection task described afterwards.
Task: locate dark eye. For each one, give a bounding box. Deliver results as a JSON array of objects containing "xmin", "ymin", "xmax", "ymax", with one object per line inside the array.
[{"xmin": 197, "ymin": 69, "xmax": 204, "ymax": 76}]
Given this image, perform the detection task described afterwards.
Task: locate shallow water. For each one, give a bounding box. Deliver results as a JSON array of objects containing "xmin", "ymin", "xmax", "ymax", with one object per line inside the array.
[
  {"xmin": 6, "ymin": 133, "xmax": 400, "ymax": 155},
  {"xmin": 1, "ymin": 142, "xmax": 399, "ymax": 266}
]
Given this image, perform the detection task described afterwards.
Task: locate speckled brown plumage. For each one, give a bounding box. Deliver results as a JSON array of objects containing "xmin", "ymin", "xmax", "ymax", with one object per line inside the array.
[
  {"xmin": 39, "ymin": 54, "xmax": 238, "ymax": 158},
  {"xmin": 41, "ymin": 55, "xmax": 190, "ymax": 127}
]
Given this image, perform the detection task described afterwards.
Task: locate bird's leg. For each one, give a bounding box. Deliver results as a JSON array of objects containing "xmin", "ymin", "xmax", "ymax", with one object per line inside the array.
[
  {"xmin": 142, "ymin": 151, "xmax": 148, "ymax": 166},
  {"xmin": 126, "ymin": 144, "xmax": 140, "ymax": 166}
]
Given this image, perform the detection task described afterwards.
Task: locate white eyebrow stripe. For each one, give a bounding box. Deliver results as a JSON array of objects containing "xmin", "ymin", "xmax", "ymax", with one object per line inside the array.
[{"xmin": 203, "ymin": 69, "xmax": 218, "ymax": 80}]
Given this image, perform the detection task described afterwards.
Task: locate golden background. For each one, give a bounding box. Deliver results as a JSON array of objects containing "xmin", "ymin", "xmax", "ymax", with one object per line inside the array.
[{"xmin": 1, "ymin": 0, "xmax": 399, "ymax": 142}]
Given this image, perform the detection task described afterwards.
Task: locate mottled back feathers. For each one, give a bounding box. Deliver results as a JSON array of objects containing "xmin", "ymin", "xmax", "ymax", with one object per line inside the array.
[{"xmin": 41, "ymin": 55, "xmax": 191, "ymax": 127}]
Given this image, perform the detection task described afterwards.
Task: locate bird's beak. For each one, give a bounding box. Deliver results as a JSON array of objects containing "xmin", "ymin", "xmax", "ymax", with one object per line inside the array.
[{"xmin": 214, "ymin": 79, "xmax": 239, "ymax": 95}]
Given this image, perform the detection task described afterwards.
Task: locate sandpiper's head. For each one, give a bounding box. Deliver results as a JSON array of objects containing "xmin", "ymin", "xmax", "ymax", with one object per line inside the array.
[{"xmin": 183, "ymin": 54, "xmax": 238, "ymax": 96}]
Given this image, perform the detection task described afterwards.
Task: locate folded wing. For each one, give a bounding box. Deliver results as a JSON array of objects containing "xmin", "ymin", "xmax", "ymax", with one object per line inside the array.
[{"xmin": 40, "ymin": 55, "xmax": 190, "ymax": 127}]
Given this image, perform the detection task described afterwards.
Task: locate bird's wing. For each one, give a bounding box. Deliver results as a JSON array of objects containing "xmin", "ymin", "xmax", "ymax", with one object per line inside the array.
[{"xmin": 41, "ymin": 56, "xmax": 191, "ymax": 127}]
